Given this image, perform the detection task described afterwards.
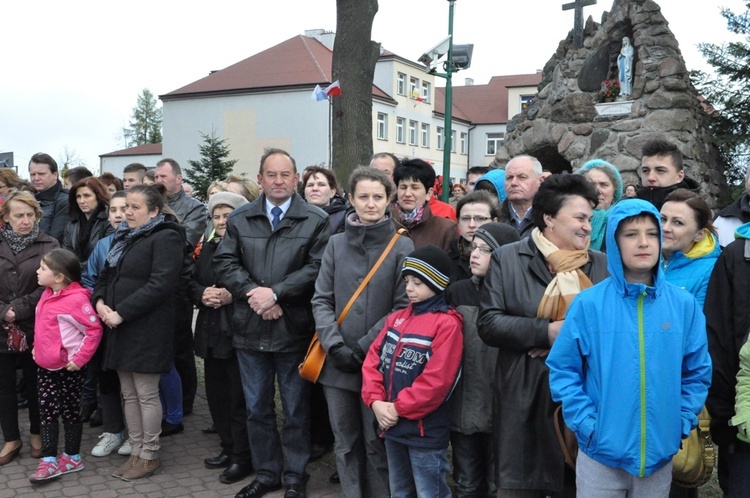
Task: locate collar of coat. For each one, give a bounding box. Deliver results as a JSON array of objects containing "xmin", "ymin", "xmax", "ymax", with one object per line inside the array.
[{"xmin": 241, "ymin": 192, "xmax": 325, "ymax": 222}]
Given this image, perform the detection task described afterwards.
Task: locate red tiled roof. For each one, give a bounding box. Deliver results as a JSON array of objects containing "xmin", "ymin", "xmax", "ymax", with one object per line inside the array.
[
  {"xmin": 162, "ymin": 35, "xmax": 395, "ymax": 103},
  {"xmin": 100, "ymin": 143, "xmax": 162, "ymax": 157},
  {"xmin": 435, "ymin": 73, "xmax": 542, "ymax": 125}
]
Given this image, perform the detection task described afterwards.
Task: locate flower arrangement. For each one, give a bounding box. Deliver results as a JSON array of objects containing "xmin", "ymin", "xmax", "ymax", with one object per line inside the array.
[{"xmin": 599, "ymin": 79, "xmax": 621, "ymax": 101}]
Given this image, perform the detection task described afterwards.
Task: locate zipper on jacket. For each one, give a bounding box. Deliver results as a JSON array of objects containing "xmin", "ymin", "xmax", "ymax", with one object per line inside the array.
[
  {"xmin": 386, "ymin": 320, "xmax": 409, "ymax": 402},
  {"xmin": 638, "ymin": 291, "xmax": 647, "ymax": 477}
]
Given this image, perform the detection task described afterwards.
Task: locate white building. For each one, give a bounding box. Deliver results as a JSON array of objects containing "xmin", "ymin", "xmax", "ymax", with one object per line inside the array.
[
  {"xmin": 103, "ymin": 31, "xmax": 541, "ymax": 184},
  {"xmin": 99, "ymin": 143, "xmax": 163, "ymax": 177}
]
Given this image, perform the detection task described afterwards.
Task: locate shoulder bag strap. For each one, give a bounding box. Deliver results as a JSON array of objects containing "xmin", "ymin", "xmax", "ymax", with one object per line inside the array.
[{"xmin": 336, "ymin": 228, "xmax": 406, "ymax": 325}]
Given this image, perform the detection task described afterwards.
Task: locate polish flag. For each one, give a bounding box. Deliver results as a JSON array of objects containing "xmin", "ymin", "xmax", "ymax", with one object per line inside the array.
[{"xmin": 324, "ymin": 80, "xmax": 342, "ymax": 97}]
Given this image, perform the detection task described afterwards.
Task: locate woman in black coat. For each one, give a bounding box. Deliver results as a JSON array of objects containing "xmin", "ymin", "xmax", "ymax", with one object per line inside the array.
[
  {"xmin": 63, "ymin": 177, "xmax": 113, "ymax": 273},
  {"xmin": 64, "ymin": 176, "xmax": 113, "ymax": 423},
  {"xmin": 93, "ymin": 184, "xmax": 185, "ymax": 481},
  {"xmin": 188, "ymin": 192, "xmax": 252, "ymax": 484},
  {"xmin": 478, "ymin": 175, "xmax": 608, "ymax": 497}
]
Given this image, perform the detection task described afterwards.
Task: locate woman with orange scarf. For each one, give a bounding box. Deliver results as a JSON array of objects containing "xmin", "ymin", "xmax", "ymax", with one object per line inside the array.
[{"xmin": 478, "ymin": 174, "xmax": 609, "ymax": 497}]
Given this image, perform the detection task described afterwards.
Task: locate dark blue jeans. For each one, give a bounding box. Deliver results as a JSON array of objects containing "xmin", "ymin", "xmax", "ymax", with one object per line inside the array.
[
  {"xmin": 159, "ymin": 363, "xmax": 183, "ymax": 425},
  {"xmin": 236, "ymin": 349, "xmax": 310, "ymax": 486},
  {"xmin": 385, "ymin": 438, "xmax": 451, "ymax": 498}
]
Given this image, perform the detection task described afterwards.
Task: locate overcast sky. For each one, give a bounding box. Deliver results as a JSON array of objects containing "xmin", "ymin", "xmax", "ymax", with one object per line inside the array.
[{"xmin": 1, "ymin": 0, "xmax": 745, "ymax": 175}]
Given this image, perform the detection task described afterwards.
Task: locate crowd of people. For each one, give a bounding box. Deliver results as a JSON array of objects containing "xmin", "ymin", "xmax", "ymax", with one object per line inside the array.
[{"xmin": 0, "ymin": 138, "xmax": 747, "ymax": 498}]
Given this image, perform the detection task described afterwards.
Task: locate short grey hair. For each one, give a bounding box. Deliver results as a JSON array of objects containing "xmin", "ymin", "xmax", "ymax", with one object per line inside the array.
[{"xmin": 507, "ymin": 155, "xmax": 543, "ymax": 178}]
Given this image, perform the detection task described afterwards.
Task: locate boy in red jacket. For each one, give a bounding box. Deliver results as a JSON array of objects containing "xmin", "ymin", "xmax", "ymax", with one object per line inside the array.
[{"xmin": 361, "ymin": 245, "xmax": 463, "ymax": 498}]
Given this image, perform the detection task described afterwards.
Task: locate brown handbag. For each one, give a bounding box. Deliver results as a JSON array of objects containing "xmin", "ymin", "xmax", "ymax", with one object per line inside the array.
[
  {"xmin": 554, "ymin": 405, "xmax": 578, "ymax": 470},
  {"xmin": 299, "ymin": 228, "xmax": 406, "ymax": 382}
]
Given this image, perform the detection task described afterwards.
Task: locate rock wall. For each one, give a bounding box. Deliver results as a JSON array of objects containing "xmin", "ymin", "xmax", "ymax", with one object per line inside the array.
[{"xmin": 497, "ymin": 0, "xmax": 727, "ymax": 205}]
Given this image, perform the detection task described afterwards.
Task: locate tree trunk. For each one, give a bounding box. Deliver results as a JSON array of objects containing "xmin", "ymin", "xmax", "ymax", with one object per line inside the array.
[{"xmin": 331, "ymin": 0, "xmax": 380, "ymax": 190}]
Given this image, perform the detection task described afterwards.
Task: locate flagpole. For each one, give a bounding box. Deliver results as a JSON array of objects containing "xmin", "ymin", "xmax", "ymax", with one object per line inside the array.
[{"xmin": 328, "ymin": 95, "xmax": 333, "ymax": 169}]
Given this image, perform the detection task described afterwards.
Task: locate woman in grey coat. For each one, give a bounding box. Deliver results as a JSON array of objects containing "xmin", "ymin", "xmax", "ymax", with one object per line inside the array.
[{"xmin": 312, "ymin": 167, "xmax": 413, "ymax": 498}]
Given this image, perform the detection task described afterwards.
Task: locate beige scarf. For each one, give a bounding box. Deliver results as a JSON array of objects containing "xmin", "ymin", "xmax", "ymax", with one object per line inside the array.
[{"xmin": 531, "ymin": 228, "xmax": 593, "ymax": 321}]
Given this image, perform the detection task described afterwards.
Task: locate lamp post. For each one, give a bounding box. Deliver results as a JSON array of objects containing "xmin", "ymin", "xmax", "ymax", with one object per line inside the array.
[
  {"xmin": 426, "ymin": 1, "xmax": 471, "ymax": 201},
  {"xmin": 441, "ymin": 0, "xmax": 455, "ymax": 202}
]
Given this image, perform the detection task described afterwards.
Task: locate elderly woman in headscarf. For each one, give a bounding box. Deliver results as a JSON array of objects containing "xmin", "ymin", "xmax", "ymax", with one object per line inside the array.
[
  {"xmin": 576, "ymin": 159, "xmax": 623, "ymax": 251},
  {"xmin": 189, "ymin": 192, "xmax": 253, "ymax": 484}
]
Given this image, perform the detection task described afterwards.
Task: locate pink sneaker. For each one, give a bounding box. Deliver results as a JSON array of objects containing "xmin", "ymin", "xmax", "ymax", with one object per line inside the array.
[
  {"xmin": 29, "ymin": 459, "xmax": 61, "ymax": 483},
  {"xmin": 57, "ymin": 453, "xmax": 84, "ymax": 475}
]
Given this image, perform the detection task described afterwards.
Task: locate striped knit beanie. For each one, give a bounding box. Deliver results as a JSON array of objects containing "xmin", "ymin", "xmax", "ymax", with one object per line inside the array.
[
  {"xmin": 401, "ymin": 244, "xmax": 452, "ymax": 293},
  {"xmin": 473, "ymin": 222, "xmax": 520, "ymax": 251}
]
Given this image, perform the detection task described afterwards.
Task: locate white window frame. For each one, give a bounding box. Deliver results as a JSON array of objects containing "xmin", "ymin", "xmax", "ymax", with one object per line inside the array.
[
  {"xmin": 408, "ymin": 120, "xmax": 418, "ymax": 145},
  {"xmin": 460, "ymin": 132, "xmax": 467, "ymax": 155},
  {"xmin": 421, "ymin": 123, "xmax": 430, "ymax": 147},
  {"xmin": 397, "ymin": 73, "xmax": 406, "ymax": 96},
  {"xmin": 410, "ymin": 77, "xmax": 419, "ymax": 99},
  {"xmin": 486, "ymin": 132, "xmax": 505, "ymax": 155},
  {"xmin": 437, "ymin": 127, "xmax": 444, "ymax": 150},
  {"xmin": 396, "ymin": 117, "xmax": 406, "ymax": 143},
  {"xmin": 451, "ymin": 130, "xmax": 456, "ymax": 153},
  {"xmin": 376, "ymin": 113, "xmax": 387, "ymax": 140},
  {"xmin": 421, "ymin": 81, "xmax": 431, "ymax": 103}
]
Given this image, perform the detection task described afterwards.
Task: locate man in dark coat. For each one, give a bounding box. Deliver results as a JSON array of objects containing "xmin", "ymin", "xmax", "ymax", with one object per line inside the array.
[
  {"xmin": 29, "ymin": 152, "xmax": 69, "ymax": 243},
  {"xmin": 155, "ymin": 158, "xmax": 207, "ymax": 418},
  {"xmin": 636, "ymin": 138, "xmax": 701, "ymax": 211},
  {"xmin": 215, "ymin": 148, "xmax": 330, "ymax": 498}
]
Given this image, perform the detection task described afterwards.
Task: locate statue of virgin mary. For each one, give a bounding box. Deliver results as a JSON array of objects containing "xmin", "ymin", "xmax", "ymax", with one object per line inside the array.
[{"xmin": 618, "ymin": 37, "xmax": 634, "ymax": 98}]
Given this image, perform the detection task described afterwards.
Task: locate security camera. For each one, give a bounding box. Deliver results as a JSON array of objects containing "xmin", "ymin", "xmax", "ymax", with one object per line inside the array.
[{"xmin": 418, "ymin": 35, "xmax": 452, "ymax": 68}]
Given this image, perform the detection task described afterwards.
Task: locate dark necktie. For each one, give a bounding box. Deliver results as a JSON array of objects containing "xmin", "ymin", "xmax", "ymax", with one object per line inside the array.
[{"xmin": 271, "ymin": 206, "xmax": 282, "ymax": 230}]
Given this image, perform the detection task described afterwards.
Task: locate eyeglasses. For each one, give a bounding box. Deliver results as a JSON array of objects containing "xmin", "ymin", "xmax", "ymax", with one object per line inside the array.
[
  {"xmin": 470, "ymin": 243, "xmax": 493, "ymax": 255},
  {"xmin": 459, "ymin": 215, "xmax": 490, "ymax": 224}
]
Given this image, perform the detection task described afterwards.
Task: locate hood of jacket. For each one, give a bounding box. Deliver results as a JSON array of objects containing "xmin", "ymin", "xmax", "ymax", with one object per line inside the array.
[
  {"xmin": 475, "ymin": 169, "xmax": 507, "ymax": 201},
  {"xmin": 605, "ymin": 199, "xmax": 664, "ymax": 296},
  {"xmin": 734, "ymin": 221, "xmax": 750, "ymax": 240}
]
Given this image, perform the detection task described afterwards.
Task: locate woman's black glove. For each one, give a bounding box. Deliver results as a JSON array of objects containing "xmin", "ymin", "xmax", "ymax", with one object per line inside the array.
[{"xmin": 329, "ymin": 342, "xmax": 363, "ymax": 373}]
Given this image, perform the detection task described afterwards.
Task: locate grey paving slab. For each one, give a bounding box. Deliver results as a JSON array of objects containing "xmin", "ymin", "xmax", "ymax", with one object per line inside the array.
[{"xmin": 0, "ymin": 389, "xmax": 340, "ymax": 497}]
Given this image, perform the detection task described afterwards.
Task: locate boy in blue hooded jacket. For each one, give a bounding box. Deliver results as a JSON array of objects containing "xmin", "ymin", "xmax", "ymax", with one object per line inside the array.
[{"xmin": 547, "ymin": 199, "xmax": 711, "ymax": 495}]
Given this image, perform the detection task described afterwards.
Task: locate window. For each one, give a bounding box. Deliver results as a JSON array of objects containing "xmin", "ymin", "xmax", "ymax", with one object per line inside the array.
[
  {"xmin": 408, "ymin": 120, "xmax": 418, "ymax": 145},
  {"xmin": 376, "ymin": 113, "xmax": 387, "ymax": 140},
  {"xmin": 410, "ymin": 77, "xmax": 419, "ymax": 99},
  {"xmin": 396, "ymin": 117, "xmax": 406, "ymax": 143},
  {"xmin": 421, "ymin": 123, "xmax": 430, "ymax": 147},
  {"xmin": 486, "ymin": 132, "xmax": 505, "ymax": 155},
  {"xmin": 520, "ymin": 95, "xmax": 534, "ymax": 112},
  {"xmin": 451, "ymin": 130, "xmax": 456, "ymax": 153},
  {"xmin": 421, "ymin": 81, "xmax": 431, "ymax": 103},
  {"xmin": 460, "ymin": 132, "xmax": 467, "ymax": 155},
  {"xmin": 397, "ymin": 73, "xmax": 406, "ymax": 96},
  {"xmin": 437, "ymin": 127, "xmax": 444, "ymax": 150}
]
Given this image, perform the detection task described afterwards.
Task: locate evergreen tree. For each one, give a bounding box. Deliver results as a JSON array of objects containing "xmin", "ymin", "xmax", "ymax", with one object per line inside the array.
[
  {"xmin": 692, "ymin": 2, "xmax": 750, "ymax": 186},
  {"xmin": 184, "ymin": 132, "xmax": 237, "ymax": 200},
  {"xmin": 122, "ymin": 89, "xmax": 162, "ymax": 147}
]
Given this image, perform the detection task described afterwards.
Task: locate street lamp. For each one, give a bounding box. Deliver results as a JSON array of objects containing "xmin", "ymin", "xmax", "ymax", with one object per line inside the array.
[{"xmin": 419, "ymin": 0, "xmax": 473, "ymax": 201}]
